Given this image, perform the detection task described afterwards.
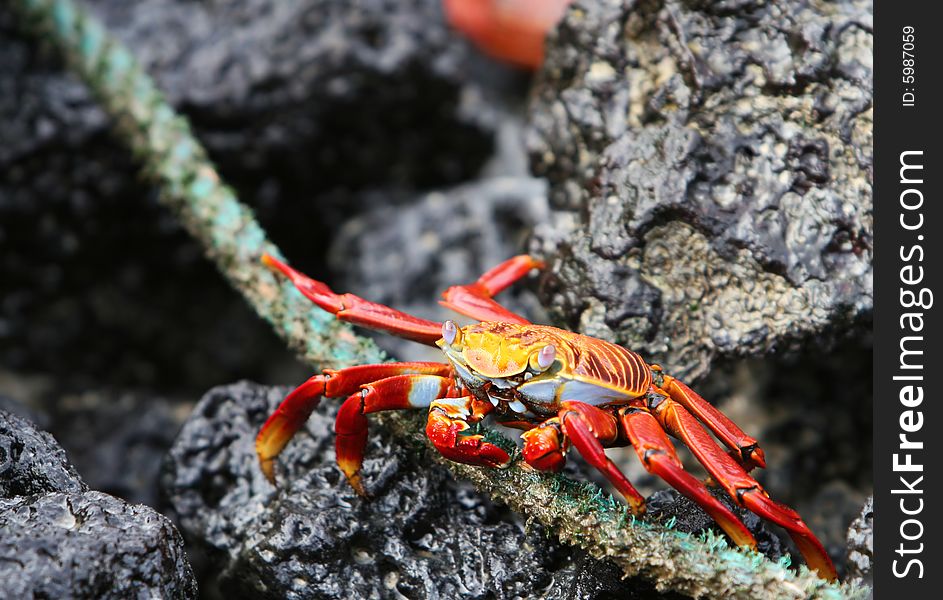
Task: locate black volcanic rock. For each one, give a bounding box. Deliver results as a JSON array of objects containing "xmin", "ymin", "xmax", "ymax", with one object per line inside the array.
[
  {"xmin": 329, "ymin": 175, "xmax": 551, "ymax": 361},
  {"xmin": 48, "ymin": 389, "xmax": 190, "ymax": 508},
  {"xmin": 0, "ymin": 407, "xmax": 86, "ymax": 498},
  {"xmin": 162, "ymin": 381, "xmax": 691, "ymax": 599},
  {"xmin": 845, "ymin": 495, "xmax": 873, "ymax": 587},
  {"xmin": 0, "ymin": 491, "xmax": 197, "ymax": 599},
  {"xmin": 0, "ymin": 408, "xmax": 197, "ymax": 599},
  {"xmin": 527, "ymin": 0, "xmax": 873, "ymax": 380}
]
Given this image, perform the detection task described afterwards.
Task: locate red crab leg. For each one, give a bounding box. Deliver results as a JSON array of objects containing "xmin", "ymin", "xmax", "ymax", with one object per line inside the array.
[
  {"xmin": 650, "ymin": 394, "xmax": 838, "ymax": 581},
  {"xmin": 440, "ymin": 254, "xmax": 543, "ymax": 324},
  {"xmin": 618, "ymin": 404, "xmax": 757, "ymax": 550},
  {"xmin": 426, "ymin": 396, "xmax": 512, "ymax": 468},
  {"xmin": 335, "ymin": 374, "xmax": 455, "ymax": 495},
  {"xmin": 558, "ymin": 401, "xmax": 646, "ymax": 513},
  {"xmin": 660, "ymin": 373, "xmax": 766, "ymax": 471},
  {"xmin": 521, "ymin": 417, "xmax": 568, "ymax": 472},
  {"xmin": 256, "ymin": 362, "xmax": 450, "ymax": 482},
  {"xmin": 262, "ymin": 254, "xmax": 443, "ymax": 344}
]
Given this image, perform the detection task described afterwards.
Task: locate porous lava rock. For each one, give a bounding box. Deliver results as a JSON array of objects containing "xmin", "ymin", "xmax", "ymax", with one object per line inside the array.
[
  {"xmin": 0, "ymin": 491, "xmax": 198, "ymax": 599},
  {"xmin": 0, "ymin": 408, "xmax": 197, "ymax": 599},
  {"xmin": 162, "ymin": 381, "xmax": 694, "ymax": 599},
  {"xmin": 527, "ymin": 0, "xmax": 873, "ymax": 380},
  {"xmin": 0, "ymin": 407, "xmax": 86, "ymax": 498}
]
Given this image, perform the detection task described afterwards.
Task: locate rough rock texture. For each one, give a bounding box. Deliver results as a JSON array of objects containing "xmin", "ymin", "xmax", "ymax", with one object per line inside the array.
[
  {"xmin": 0, "ymin": 0, "xmax": 496, "ymax": 391},
  {"xmin": 844, "ymin": 496, "xmax": 873, "ymax": 587},
  {"xmin": 0, "ymin": 491, "xmax": 197, "ymax": 599},
  {"xmin": 0, "ymin": 408, "xmax": 86, "ymax": 498},
  {"xmin": 162, "ymin": 381, "xmax": 697, "ymax": 599},
  {"xmin": 0, "ymin": 408, "xmax": 197, "ymax": 599},
  {"xmin": 330, "ymin": 175, "xmax": 551, "ymax": 361},
  {"xmin": 527, "ymin": 0, "xmax": 873, "ymax": 380}
]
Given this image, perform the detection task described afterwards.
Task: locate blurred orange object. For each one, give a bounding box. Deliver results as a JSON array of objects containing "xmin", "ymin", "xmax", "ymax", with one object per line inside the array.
[{"xmin": 443, "ymin": 0, "xmax": 572, "ymax": 69}]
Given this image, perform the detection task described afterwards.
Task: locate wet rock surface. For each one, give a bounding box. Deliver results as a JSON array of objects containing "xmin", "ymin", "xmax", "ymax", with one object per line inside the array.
[
  {"xmin": 527, "ymin": 0, "xmax": 873, "ymax": 380},
  {"xmin": 162, "ymin": 381, "xmax": 696, "ymax": 599},
  {"xmin": 690, "ymin": 338, "xmax": 872, "ymax": 575},
  {"xmin": 0, "ymin": 0, "xmax": 496, "ymax": 392},
  {"xmin": 0, "ymin": 407, "xmax": 197, "ymax": 599},
  {"xmin": 0, "ymin": 407, "xmax": 86, "ymax": 498},
  {"xmin": 0, "ymin": 491, "xmax": 197, "ymax": 599}
]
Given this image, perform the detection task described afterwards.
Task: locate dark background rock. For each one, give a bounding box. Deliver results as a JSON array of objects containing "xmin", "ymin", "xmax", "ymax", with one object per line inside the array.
[
  {"xmin": 0, "ymin": 0, "xmax": 506, "ymax": 394},
  {"xmin": 330, "ymin": 175, "xmax": 551, "ymax": 361},
  {"xmin": 162, "ymin": 381, "xmax": 696, "ymax": 599},
  {"xmin": 0, "ymin": 491, "xmax": 197, "ymax": 599},
  {"xmin": 646, "ymin": 488, "xmax": 783, "ymax": 562},
  {"xmin": 0, "ymin": 406, "xmax": 197, "ymax": 599},
  {"xmin": 527, "ymin": 0, "xmax": 872, "ymax": 381},
  {"xmin": 0, "ymin": 392, "xmax": 50, "ymax": 430},
  {"xmin": 48, "ymin": 389, "xmax": 191, "ymax": 508},
  {"xmin": 515, "ymin": 0, "xmax": 873, "ymax": 576}
]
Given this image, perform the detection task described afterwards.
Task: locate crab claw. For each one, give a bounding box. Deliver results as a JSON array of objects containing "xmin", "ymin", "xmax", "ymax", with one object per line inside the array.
[
  {"xmin": 521, "ymin": 419, "xmax": 567, "ymax": 472},
  {"xmin": 425, "ymin": 397, "xmax": 511, "ymax": 468}
]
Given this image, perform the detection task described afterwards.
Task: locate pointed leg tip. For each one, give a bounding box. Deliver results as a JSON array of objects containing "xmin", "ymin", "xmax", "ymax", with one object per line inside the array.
[
  {"xmin": 347, "ymin": 473, "xmax": 368, "ymax": 498},
  {"xmin": 804, "ymin": 550, "xmax": 839, "ymax": 581},
  {"xmin": 259, "ymin": 458, "xmax": 277, "ymax": 484},
  {"xmin": 749, "ymin": 446, "xmax": 766, "ymax": 469}
]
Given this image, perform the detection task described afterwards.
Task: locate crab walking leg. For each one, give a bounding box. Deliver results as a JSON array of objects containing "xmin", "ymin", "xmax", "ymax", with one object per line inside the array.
[
  {"xmin": 261, "ymin": 254, "xmax": 443, "ymax": 344},
  {"xmin": 439, "ymin": 254, "xmax": 543, "ymax": 324},
  {"xmin": 660, "ymin": 373, "xmax": 766, "ymax": 471},
  {"xmin": 334, "ymin": 374, "xmax": 455, "ymax": 495},
  {"xmin": 558, "ymin": 401, "xmax": 646, "ymax": 513},
  {"xmin": 256, "ymin": 362, "xmax": 451, "ymax": 482},
  {"xmin": 426, "ymin": 396, "xmax": 512, "ymax": 467},
  {"xmin": 334, "ymin": 394, "xmax": 370, "ymax": 495},
  {"xmin": 650, "ymin": 394, "xmax": 838, "ymax": 581},
  {"xmin": 618, "ymin": 404, "xmax": 757, "ymax": 549}
]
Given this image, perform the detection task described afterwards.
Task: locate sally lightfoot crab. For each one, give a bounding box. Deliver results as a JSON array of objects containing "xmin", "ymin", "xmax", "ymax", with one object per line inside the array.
[{"xmin": 255, "ymin": 253, "xmax": 838, "ymax": 580}]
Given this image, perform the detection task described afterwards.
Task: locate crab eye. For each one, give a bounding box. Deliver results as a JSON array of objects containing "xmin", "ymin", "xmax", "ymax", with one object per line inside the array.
[
  {"xmin": 442, "ymin": 320, "xmax": 459, "ymax": 346},
  {"xmin": 536, "ymin": 345, "xmax": 556, "ymax": 370}
]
